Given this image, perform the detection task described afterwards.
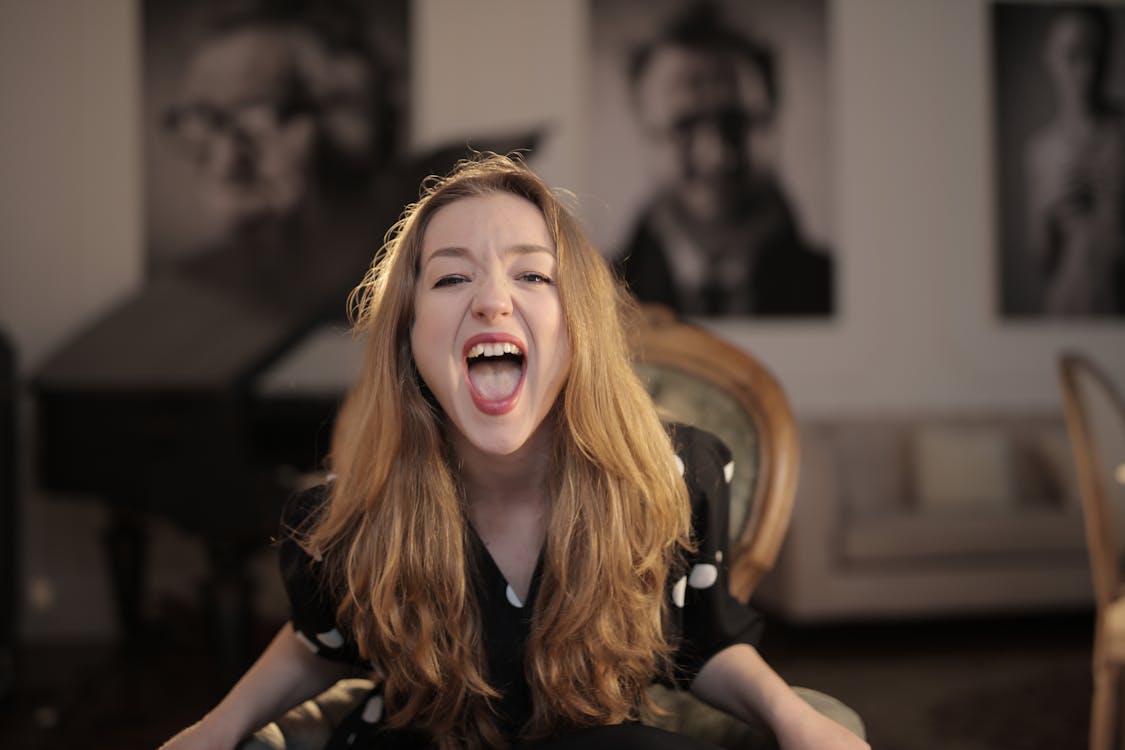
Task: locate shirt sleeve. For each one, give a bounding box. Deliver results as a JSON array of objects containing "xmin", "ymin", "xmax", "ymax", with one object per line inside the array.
[
  {"xmin": 664, "ymin": 425, "xmax": 766, "ymax": 686},
  {"xmin": 278, "ymin": 484, "xmax": 364, "ymax": 666}
]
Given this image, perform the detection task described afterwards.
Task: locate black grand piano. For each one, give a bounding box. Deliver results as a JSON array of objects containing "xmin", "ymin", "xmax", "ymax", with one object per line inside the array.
[
  {"xmin": 32, "ymin": 139, "xmax": 537, "ymax": 678},
  {"xmin": 33, "ymin": 272, "xmax": 355, "ymax": 677}
]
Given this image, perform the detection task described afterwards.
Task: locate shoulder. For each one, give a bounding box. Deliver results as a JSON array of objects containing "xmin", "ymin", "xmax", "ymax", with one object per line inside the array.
[
  {"xmin": 1026, "ymin": 126, "xmax": 1068, "ymax": 175},
  {"xmin": 278, "ymin": 483, "xmax": 336, "ymax": 616},
  {"xmin": 765, "ymin": 238, "xmax": 833, "ymax": 273},
  {"xmin": 619, "ymin": 209, "xmax": 668, "ymax": 269},
  {"xmin": 669, "ymin": 423, "xmax": 730, "ymax": 462},
  {"xmin": 668, "ymin": 424, "xmax": 733, "ymax": 499},
  {"xmin": 279, "ymin": 482, "xmax": 332, "ymax": 543}
]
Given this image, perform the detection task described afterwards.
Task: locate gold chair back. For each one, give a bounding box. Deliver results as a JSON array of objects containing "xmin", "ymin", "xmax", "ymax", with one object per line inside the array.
[
  {"xmin": 1058, "ymin": 351, "xmax": 1125, "ymax": 750},
  {"xmin": 630, "ymin": 305, "xmax": 799, "ymax": 602}
]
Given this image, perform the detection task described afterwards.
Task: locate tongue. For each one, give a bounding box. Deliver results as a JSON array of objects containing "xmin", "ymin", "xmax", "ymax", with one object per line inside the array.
[{"xmin": 468, "ymin": 360, "xmax": 522, "ymax": 401}]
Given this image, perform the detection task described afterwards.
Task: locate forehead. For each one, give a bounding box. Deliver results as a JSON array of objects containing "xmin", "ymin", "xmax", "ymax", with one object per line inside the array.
[
  {"xmin": 1048, "ymin": 13, "xmax": 1100, "ymax": 55},
  {"xmin": 637, "ymin": 45, "xmax": 769, "ymax": 125},
  {"xmin": 181, "ymin": 26, "xmax": 299, "ymax": 104},
  {"xmin": 420, "ymin": 192, "xmax": 554, "ymax": 260}
]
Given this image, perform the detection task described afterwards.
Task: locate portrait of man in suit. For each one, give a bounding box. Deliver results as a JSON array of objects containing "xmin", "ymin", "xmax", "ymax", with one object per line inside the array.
[{"xmin": 590, "ymin": 0, "xmax": 834, "ymax": 318}]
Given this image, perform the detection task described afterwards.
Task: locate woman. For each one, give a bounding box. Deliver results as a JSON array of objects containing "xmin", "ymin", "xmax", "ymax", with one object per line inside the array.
[
  {"xmin": 161, "ymin": 154, "xmax": 866, "ymax": 750},
  {"xmin": 1025, "ymin": 5, "xmax": 1124, "ymax": 315}
]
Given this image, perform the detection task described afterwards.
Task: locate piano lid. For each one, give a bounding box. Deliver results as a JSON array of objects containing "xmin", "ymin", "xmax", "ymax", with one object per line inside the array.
[{"xmin": 34, "ymin": 275, "xmax": 309, "ymax": 395}]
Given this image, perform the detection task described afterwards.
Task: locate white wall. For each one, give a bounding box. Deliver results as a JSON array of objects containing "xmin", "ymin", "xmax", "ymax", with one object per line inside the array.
[
  {"xmin": 0, "ymin": 0, "xmax": 143, "ymax": 373},
  {"xmin": 1, "ymin": 0, "xmax": 1123, "ymax": 637}
]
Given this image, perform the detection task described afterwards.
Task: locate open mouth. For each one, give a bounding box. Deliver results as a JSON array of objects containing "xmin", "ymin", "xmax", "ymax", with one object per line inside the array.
[{"xmin": 464, "ymin": 338, "xmax": 526, "ymax": 414}]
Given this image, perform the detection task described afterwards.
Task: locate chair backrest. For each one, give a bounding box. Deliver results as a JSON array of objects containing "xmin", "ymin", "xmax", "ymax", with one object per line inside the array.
[
  {"xmin": 629, "ymin": 305, "xmax": 799, "ymax": 603},
  {"xmin": 1059, "ymin": 352, "xmax": 1125, "ymax": 610}
]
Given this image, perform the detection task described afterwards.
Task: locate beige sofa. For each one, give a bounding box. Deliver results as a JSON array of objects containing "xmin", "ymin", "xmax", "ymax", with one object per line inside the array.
[{"xmin": 758, "ymin": 415, "xmax": 1091, "ymax": 621}]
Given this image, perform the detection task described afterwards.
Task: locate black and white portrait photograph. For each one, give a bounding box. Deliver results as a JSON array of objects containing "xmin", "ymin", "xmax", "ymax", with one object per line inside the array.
[
  {"xmin": 993, "ymin": 2, "xmax": 1125, "ymax": 318},
  {"xmin": 587, "ymin": 0, "xmax": 834, "ymax": 318},
  {"xmin": 142, "ymin": 0, "xmax": 411, "ymax": 320}
]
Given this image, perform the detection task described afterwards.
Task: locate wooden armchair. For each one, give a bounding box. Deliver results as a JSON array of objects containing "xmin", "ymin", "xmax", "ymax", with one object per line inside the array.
[
  {"xmin": 1059, "ymin": 352, "xmax": 1125, "ymax": 750},
  {"xmin": 629, "ymin": 304, "xmax": 798, "ymax": 602},
  {"xmin": 240, "ymin": 305, "xmax": 863, "ymax": 749}
]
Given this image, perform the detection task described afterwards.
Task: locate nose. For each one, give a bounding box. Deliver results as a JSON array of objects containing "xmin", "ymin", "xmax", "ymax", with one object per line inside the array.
[
  {"xmin": 686, "ymin": 121, "xmax": 738, "ymax": 179},
  {"xmin": 195, "ymin": 120, "xmax": 258, "ymax": 180},
  {"xmin": 471, "ymin": 274, "xmax": 513, "ymax": 322}
]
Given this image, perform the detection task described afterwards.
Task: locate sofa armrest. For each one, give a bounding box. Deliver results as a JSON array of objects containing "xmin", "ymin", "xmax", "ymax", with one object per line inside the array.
[{"xmin": 237, "ymin": 678, "xmax": 376, "ymax": 750}]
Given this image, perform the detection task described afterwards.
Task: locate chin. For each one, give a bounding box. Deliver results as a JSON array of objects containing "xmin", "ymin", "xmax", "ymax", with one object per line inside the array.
[
  {"xmin": 678, "ymin": 189, "xmax": 725, "ymax": 223},
  {"xmin": 454, "ymin": 414, "xmax": 538, "ymax": 458}
]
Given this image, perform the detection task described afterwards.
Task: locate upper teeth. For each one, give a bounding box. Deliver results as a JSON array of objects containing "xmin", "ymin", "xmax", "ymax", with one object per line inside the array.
[{"xmin": 468, "ymin": 342, "xmax": 522, "ymax": 359}]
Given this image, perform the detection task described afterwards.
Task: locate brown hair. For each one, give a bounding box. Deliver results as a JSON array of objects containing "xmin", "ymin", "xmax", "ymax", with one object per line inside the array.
[{"xmin": 303, "ymin": 153, "xmax": 691, "ymax": 749}]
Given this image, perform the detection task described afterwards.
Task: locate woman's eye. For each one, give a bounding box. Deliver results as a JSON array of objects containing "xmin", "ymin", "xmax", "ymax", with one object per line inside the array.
[
  {"xmin": 433, "ymin": 275, "xmax": 467, "ymax": 288},
  {"xmin": 518, "ymin": 272, "xmax": 553, "ymax": 284}
]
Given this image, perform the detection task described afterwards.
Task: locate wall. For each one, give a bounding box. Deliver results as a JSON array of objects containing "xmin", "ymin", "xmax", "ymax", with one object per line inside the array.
[
  {"xmin": 1, "ymin": 0, "xmax": 1123, "ymax": 637},
  {"xmin": 1, "ymin": 0, "xmax": 146, "ymax": 638},
  {"xmin": 415, "ymin": 0, "xmax": 1125, "ymax": 415},
  {"xmin": 0, "ymin": 0, "xmax": 143, "ymax": 373}
]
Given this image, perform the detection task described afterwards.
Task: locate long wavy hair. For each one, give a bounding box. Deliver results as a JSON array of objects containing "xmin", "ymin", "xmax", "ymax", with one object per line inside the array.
[{"xmin": 300, "ymin": 153, "xmax": 692, "ymax": 749}]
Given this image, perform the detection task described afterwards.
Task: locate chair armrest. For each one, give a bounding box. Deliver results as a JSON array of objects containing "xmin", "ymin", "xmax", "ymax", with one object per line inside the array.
[
  {"xmin": 237, "ymin": 678, "xmax": 375, "ymax": 750},
  {"xmin": 645, "ymin": 684, "xmax": 865, "ymax": 750},
  {"xmin": 239, "ymin": 680, "xmax": 865, "ymax": 750}
]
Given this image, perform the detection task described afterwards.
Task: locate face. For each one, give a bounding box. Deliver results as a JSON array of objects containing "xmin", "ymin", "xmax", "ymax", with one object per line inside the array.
[
  {"xmin": 411, "ymin": 192, "xmax": 572, "ymax": 458},
  {"xmin": 636, "ymin": 45, "xmax": 774, "ymax": 222},
  {"xmin": 170, "ymin": 27, "xmax": 318, "ymax": 231},
  {"xmin": 1045, "ymin": 13, "xmax": 1104, "ymax": 103}
]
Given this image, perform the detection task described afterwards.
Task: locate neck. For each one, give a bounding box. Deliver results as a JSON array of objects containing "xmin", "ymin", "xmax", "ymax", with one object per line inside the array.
[
  {"xmin": 452, "ymin": 421, "xmax": 554, "ymax": 509},
  {"xmin": 1055, "ymin": 90, "xmax": 1100, "ymax": 127}
]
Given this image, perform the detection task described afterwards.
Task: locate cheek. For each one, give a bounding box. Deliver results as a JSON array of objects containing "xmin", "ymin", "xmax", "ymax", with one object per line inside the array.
[
  {"xmin": 410, "ymin": 296, "xmax": 459, "ymax": 388},
  {"xmin": 546, "ymin": 306, "xmax": 572, "ymax": 383},
  {"xmin": 261, "ymin": 119, "xmax": 317, "ymax": 176},
  {"xmin": 409, "ymin": 299, "xmax": 436, "ymax": 382},
  {"xmin": 649, "ymin": 142, "xmax": 685, "ymax": 178},
  {"xmin": 556, "ymin": 335, "xmax": 573, "ymax": 384}
]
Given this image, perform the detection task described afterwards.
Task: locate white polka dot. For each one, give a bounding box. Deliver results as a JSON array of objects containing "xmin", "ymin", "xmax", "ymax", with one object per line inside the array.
[
  {"xmin": 362, "ymin": 695, "xmax": 384, "ymax": 723},
  {"xmin": 316, "ymin": 628, "xmax": 344, "ymax": 648},
  {"xmin": 723, "ymin": 461, "xmax": 734, "ymax": 483},
  {"xmin": 688, "ymin": 563, "xmax": 719, "ymax": 589},
  {"xmin": 672, "ymin": 576, "xmax": 687, "ymax": 608},
  {"xmin": 715, "ymin": 550, "xmax": 723, "ymax": 563},
  {"xmin": 346, "ymin": 732, "xmax": 357, "ymax": 745},
  {"xmin": 674, "ymin": 455, "xmax": 685, "ymax": 476},
  {"xmin": 505, "ymin": 585, "xmax": 524, "ymax": 608},
  {"xmin": 295, "ymin": 630, "xmax": 319, "ymax": 654}
]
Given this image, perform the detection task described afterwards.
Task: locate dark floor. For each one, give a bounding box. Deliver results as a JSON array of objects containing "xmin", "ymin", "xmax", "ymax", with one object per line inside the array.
[
  {"xmin": 0, "ymin": 604, "xmax": 1095, "ymax": 750},
  {"xmin": 761, "ymin": 610, "xmax": 1093, "ymax": 750}
]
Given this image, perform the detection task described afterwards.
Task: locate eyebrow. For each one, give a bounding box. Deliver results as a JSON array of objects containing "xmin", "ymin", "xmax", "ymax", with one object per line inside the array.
[{"xmin": 421, "ymin": 244, "xmax": 556, "ymax": 267}]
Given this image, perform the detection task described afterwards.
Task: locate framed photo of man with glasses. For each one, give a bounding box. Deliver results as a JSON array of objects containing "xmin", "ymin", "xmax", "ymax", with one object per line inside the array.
[{"xmin": 142, "ymin": 0, "xmax": 408, "ymax": 316}]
